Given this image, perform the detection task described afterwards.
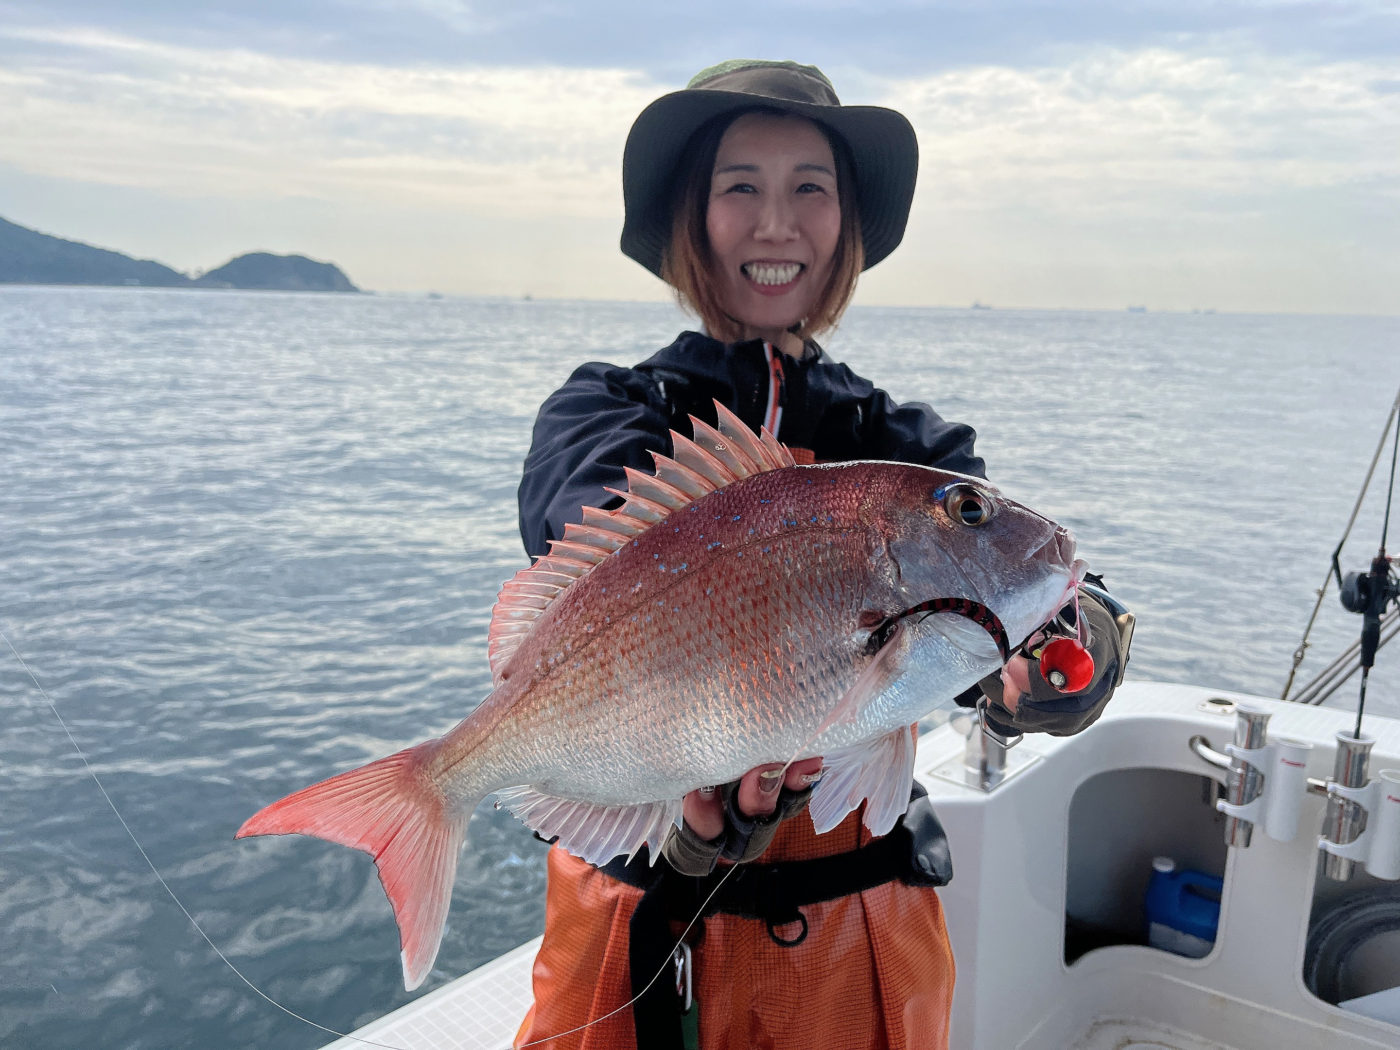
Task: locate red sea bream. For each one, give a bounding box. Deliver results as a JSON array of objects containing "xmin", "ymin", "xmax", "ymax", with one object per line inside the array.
[{"xmin": 238, "ymin": 404, "xmax": 1085, "ymax": 988}]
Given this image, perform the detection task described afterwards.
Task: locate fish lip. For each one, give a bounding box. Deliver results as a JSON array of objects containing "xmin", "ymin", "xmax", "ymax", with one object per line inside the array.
[
  {"xmin": 1027, "ymin": 524, "xmax": 1080, "ymax": 570},
  {"xmin": 1068, "ymin": 557, "xmax": 1089, "ymax": 585}
]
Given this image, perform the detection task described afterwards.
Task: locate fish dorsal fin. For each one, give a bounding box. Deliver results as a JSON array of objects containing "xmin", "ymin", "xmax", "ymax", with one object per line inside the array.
[{"xmin": 487, "ymin": 401, "xmax": 795, "ymax": 683}]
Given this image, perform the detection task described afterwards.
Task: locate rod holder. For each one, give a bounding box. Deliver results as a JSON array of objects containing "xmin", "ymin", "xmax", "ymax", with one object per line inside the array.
[
  {"xmin": 1216, "ymin": 704, "xmax": 1272, "ymax": 847},
  {"xmin": 1317, "ymin": 733, "xmax": 1390, "ymax": 881},
  {"xmin": 964, "ymin": 700, "xmax": 1021, "ymax": 791},
  {"xmin": 1215, "ymin": 737, "xmax": 1313, "ymax": 843},
  {"xmin": 1212, "ymin": 712, "xmax": 1314, "ymax": 844}
]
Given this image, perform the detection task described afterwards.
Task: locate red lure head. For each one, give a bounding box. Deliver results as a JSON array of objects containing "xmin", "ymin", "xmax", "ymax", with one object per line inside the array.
[{"xmin": 1039, "ymin": 637, "xmax": 1094, "ymax": 693}]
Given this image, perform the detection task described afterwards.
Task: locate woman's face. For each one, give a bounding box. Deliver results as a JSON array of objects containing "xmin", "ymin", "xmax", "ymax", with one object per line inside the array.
[{"xmin": 705, "ymin": 112, "xmax": 841, "ymax": 345}]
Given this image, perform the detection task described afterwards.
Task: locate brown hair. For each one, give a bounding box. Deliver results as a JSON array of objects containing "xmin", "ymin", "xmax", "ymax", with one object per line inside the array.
[{"xmin": 660, "ymin": 109, "xmax": 864, "ymax": 344}]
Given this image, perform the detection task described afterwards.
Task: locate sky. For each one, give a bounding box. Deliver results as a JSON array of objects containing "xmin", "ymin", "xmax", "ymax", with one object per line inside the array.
[{"xmin": 1, "ymin": 1, "xmax": 1397, "ymax": 314}]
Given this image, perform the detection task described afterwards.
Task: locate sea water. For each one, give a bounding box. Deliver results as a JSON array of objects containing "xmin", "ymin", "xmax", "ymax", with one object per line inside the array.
[{"xmin": 2, "ymin": 286, "xmax": 1397, "ymax": 1049}]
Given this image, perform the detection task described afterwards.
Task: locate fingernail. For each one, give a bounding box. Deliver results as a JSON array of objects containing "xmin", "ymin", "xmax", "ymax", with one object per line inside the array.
[
  {"xmin": 799, "ymin": 771, "xmax": 824, "ymax": 786},
  {"xmin": 697, "ymin": 785, "xmax": 716, "ymax": 798},
  {"xmin": 758, "ymin": 769, "xmax": 783, "ymax": 793}
]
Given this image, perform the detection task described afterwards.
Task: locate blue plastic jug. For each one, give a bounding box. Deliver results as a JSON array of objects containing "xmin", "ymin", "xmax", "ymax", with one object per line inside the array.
[{"xmin": 1145, "ymin": 857, "xmax": 1223, "ymax": 958}]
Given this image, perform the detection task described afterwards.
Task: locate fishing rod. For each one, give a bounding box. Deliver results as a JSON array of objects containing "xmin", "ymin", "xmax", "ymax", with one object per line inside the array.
[
  {"xmin": 1330, "ymin": 389, "xmax": 1400, "ymax": 738},
  {"xmin": 1283, "ymin": 385, "xmax": 1400, "ymax": 712}
]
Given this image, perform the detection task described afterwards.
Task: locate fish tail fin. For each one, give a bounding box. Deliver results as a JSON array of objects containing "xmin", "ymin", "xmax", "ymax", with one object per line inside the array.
[{"xmin": 236, "ymin": 740, "xmax": 468, "ymax": 991}]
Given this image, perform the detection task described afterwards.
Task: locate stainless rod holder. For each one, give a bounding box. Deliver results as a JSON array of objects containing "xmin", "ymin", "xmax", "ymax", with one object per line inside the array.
[
  {"xmin": 1222, "ymin": 705, "xmax": 1271, "ymax": 847},
  {"xmin": 964, "ymin": 700, "xmax": 1021, "ymax": 791},
  {"xmin": 1321, "ymin": 732, "xmax": 1375, "ymax": 881}
]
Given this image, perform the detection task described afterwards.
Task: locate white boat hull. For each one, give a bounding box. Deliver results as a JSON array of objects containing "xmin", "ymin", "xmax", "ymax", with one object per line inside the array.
[{"xmin": 324, "ymin": 682, "xmax": 1400, "ymax": 1050}]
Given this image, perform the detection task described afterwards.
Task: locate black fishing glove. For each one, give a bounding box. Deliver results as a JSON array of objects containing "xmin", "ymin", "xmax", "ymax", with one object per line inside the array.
[
  {"xmin": 659, "ymin": 782, "xmax": 816, "ymax": 876},
  {"xmin": 976, "ymin": 586, "xmax": 1127, "ymax": 737}
]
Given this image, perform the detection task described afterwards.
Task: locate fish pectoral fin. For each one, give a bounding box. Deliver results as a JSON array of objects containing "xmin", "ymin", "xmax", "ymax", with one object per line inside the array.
[
  {"xmin": 808, "ymin": 726, "xmax": 917, "ymax": 837},
  {"xmin": 494, "ymin": 787, "xmax": 682, "ymax": 868},
  {"xmin": 810, "ymin": 618, "xmax": 909, "ymax": 742}
]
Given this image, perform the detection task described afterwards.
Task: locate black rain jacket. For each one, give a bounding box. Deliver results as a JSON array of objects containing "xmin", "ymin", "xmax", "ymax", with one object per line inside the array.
[{"xmin": 518, "ymin": 331, "xmax": 983, "ymax": 559}]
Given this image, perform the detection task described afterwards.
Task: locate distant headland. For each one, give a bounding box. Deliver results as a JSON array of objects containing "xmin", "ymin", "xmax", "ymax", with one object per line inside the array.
[{"xmin": 0, "ymin": 215, "xmax": 360, "ymax": 293}]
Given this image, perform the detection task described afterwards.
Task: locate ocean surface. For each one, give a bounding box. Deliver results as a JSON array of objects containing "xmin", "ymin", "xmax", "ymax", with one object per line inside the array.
[{"xmin": 2, "ymin": 286, "xmax": 1398, "ymax": 1049}]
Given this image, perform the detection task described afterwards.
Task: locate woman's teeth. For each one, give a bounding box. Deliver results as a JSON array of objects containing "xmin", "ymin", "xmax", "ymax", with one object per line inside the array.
[{"xmin": 742, "ymin": 262, "xmax": 802, "ymax": 286}]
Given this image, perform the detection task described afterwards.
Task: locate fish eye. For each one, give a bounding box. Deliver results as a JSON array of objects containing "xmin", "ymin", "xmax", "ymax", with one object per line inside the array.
[{"xmin": 939, "ymin": 484, "xmax": 994, "ymax": 527}]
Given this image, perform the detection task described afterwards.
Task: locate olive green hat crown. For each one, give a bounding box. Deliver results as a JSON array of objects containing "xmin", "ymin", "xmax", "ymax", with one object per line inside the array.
[{"xmin": 620, "ymin": 58, "xmax": 919, "ymax": 279}]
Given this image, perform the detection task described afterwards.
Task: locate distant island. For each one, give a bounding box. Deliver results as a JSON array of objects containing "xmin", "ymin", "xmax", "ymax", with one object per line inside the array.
[{"xmin": 0, "ymin": 215, "xmax": 359, "ymax": 292}]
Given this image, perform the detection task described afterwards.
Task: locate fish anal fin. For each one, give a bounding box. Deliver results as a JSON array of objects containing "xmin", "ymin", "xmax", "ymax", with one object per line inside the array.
[
  {"xmin": 808, "ymin": 727, "xmax": 917, "ymax": 837},
  {"xmin": 236, "ymin": 741, "xmax": 468, "ymax": 991},
  {"xmin": 494, "ymin": 787, "xmax": 681, "ymax": 867}
]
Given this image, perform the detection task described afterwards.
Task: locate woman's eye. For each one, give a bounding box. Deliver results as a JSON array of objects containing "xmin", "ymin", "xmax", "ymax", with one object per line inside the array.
[{"xmin": 797, "ymin": 182, "xmax": 827, "ymax": 194}]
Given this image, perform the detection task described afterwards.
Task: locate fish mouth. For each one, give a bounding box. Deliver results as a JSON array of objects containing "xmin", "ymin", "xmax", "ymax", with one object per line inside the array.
[
  {"xmin": 1029, "ymin": 525, "xmax": 1082, "ymax": 576},
  {"xmin": 870, "ymin": 596, "xmax": 1010, "ymax": 662}
]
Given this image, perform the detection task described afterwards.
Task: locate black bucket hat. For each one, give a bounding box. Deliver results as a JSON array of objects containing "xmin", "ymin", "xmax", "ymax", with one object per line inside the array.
[{"xmin": 620, "ymin": 59, "xmax": 919, "ymax": 279}]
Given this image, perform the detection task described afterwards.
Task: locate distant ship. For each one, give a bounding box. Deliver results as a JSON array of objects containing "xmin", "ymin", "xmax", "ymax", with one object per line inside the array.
[
  {"xmin": 971, "ymin": 301, "xmax": 992, "ymax": 310},
  {"xmin": 1127, "ymin": 305, "xmax": 1147, "ymax": 313}
]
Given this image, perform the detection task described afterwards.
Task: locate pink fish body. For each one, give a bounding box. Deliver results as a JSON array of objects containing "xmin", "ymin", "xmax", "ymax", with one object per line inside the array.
[{"xmin": 239, "ymin": 405, "xmax": 1083, "ymax": 988}]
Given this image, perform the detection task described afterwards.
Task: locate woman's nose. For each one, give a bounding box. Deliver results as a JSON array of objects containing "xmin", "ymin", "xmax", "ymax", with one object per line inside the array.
[{"xmin": 754, "ymin": 195, "xmax": 798, "ymax": 242}]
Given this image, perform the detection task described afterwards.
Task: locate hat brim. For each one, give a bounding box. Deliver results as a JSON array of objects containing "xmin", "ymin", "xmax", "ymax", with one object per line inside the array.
[{"xmin": 620, "ymin": 89, "xmax": 918, "ymax": 279}]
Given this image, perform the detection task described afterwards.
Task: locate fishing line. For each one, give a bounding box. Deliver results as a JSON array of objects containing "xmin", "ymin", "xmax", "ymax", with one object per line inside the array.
[
  {"xmin": 6, "ymin": 623, "xmax": 761, "ymax": 1050},
  {"xmin": 1284, "ymin": 385, "xmax": 1400, "ymax": 701},
  {"xmin": 514, "ymin": 859, "xmax": 742, "ymax": 1049},
  {"xmin": 0, "ymin": 624, "xmax": 413, "ymax": 1050}
]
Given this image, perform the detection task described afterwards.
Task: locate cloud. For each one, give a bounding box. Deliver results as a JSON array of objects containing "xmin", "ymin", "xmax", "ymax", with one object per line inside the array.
[
  {"xmin": 5, "ymin": 0, "xmax": 1398, "ymax": 72},
  {"xmin": 0, "ymin": 21, "xmax": 1395, "ymax": 310},
  {"xmin": 882, "ymin": 48, "xmax": 1400, "ymax": 210},
  {"xmin": 847, "ymin": 47, "xmax": 1400, "ymax": 312},
  {"xmin": 0, "ymin": 27, "xmax": 656, "ymax": 217}
]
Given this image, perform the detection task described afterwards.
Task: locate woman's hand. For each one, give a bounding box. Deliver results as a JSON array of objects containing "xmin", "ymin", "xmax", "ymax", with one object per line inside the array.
[
  {"xmin": 996, "ymin": 639, "xmax": 1044, "ymax": 715},
  {"xmin": 682, "ymin": 756, "xmax": 825, "ymax": 840},
  {"xmin": 980, "ymin": 587, "xmax": 1129, "ymax": 736},
  {"xmin": 661, "ymin": 757, "xmax": 825, "ymax": 874}
]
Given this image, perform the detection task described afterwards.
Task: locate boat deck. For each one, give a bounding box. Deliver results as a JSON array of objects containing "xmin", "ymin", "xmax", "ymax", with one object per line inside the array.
[
  {"xmin": 321, "ymin": 951, "xmax": 1251, "ymax": 1050},
  {"xmin": 322, "ymin": 683, "xmax": 1400, "ymax": 1050},
  {"xmin": 321, "ymin": 939, "xmax": 537, "ymax": 1050}
]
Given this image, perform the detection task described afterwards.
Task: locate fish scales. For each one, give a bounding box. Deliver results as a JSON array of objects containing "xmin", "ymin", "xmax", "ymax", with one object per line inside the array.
[
  {"xmin": 475, "ymin": 464, "xmax": 886, "ymax": 800},
  {"xmin": 239, "ymin": 406, "xmax": 1084, "ymax": 988}
]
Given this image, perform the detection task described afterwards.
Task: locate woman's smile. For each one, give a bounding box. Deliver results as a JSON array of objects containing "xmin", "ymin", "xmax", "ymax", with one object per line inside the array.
[{"xmin": 706, "ymin": 112, "xmax": 841, "ymax": 346}]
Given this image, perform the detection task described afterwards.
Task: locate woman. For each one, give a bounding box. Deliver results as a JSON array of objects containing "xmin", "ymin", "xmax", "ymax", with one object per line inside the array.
[{"xmin": 513, "ymin": 59, "xmax": 1124, "ymax": 1050}]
